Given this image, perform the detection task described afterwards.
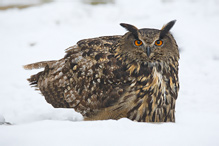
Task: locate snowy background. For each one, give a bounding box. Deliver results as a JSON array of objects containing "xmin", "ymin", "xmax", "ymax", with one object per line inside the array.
[{"xmin": 0, "ymin": 0, "xmax": 219, "ymax": 145}]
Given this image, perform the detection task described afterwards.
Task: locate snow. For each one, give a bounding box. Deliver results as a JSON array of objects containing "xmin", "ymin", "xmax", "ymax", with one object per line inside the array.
[
  {"xmin": 0, "ymin": 114, "xmax": 5, "ymax": 124},
  {"xmin": 0, "ymin": 0, "xmax": 219, "ymax": 145}
]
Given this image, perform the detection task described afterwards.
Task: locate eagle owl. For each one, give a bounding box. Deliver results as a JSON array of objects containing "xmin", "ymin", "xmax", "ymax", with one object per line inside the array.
[{"xmin": 24, "ymin": 20, "xmax": 179, "ymax": 122}]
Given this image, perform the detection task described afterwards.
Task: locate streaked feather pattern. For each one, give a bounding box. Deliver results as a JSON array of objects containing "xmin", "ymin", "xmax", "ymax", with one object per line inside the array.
[{"xmin": 25, "ymin": 21, "xmax": 179, "ymax": 122}]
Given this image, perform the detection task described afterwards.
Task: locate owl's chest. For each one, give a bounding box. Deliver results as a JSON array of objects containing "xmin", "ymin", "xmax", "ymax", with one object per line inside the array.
[{"xmin": 134, "ymin": 67, "xmax": 167, "ymax": 106}]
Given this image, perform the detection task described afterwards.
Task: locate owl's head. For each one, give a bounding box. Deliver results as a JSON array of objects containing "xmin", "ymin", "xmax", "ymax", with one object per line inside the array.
[{"xmin": 114, "ymin": 20, "xmax": 179, "ymax": 65}]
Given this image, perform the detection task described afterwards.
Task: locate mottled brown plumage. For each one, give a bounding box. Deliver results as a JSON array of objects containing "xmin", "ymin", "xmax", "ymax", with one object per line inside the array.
[{"xmin": 24, "ymin": 20, "xmax": 179, "ymax": 122}]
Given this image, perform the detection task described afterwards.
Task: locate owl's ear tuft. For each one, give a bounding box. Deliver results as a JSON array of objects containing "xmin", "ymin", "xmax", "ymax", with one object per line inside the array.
[
  {"xmin": 160, "ymin": 20, "xmax": 176, "ymax": 39},
  {"xmin": 120, "ymin": 23, "xmax": 140, "ymax": 39}
]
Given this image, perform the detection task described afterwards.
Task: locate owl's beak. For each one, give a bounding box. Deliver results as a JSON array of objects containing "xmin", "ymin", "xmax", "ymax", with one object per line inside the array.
[{"xmin": 146, "ymin": 46, "xmax": 151, "ymax": 57}]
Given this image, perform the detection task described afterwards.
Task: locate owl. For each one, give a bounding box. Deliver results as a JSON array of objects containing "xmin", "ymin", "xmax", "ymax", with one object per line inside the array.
[{"xmin": 24, "ymin": 20, "xmax": 179, "ymax": 122}]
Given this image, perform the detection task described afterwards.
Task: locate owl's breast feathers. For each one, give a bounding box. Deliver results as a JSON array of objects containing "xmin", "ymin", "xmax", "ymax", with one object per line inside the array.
[{"xmin": 25, "ymin": 36, "xmax": 179, "ymax": 122}]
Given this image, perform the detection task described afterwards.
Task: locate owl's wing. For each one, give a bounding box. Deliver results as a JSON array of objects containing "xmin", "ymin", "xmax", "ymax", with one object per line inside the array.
[{"xmin": 24, "ymin": 35, "xmax": 131, "ymax": 117}]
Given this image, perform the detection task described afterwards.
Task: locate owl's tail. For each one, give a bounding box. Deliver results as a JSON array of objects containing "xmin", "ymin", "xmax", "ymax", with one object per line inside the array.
[
  {"xmin": 23, "ymin": 61, "xmax": 56, "ymax": 70},
  {"xmin": 23, "ymin": 60, "xmax": 56, "ymax": 88}
]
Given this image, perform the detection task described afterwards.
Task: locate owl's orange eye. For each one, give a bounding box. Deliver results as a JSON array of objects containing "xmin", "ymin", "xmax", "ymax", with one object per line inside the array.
[
  {"xmin": 134, "ymin": 40, "xmax": 143, "ymax": 46},
  {"xmin": 155, "ymin": 40, "xmax": 163, "ymax": 46}
]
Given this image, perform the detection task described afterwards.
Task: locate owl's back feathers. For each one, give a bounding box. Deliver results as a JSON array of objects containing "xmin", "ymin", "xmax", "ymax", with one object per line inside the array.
[{"xmin": 25, "ymin": 35, "xmax": 131, "ymax": 118}]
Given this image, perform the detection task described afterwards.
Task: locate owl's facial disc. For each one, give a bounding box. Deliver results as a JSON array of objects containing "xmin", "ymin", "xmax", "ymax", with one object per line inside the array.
[{"xmin": 120, "ymin": 20, "xmax": 177, "ymax": 61}]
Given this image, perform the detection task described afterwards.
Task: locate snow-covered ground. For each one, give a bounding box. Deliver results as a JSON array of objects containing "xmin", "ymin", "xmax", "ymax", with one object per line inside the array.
[{"xmin": 0, "ymin": 0, "xmax": 219, "ymax": 145}]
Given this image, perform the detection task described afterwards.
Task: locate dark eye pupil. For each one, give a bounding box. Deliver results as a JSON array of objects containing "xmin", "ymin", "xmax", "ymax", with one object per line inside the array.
[
  {"xmin": 156, "ymin": 41, "xmax": 160, "ymax": 44},
  {"xmin": 137, "ymin": 41, "xmax": 141, "ymax": 44}
]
